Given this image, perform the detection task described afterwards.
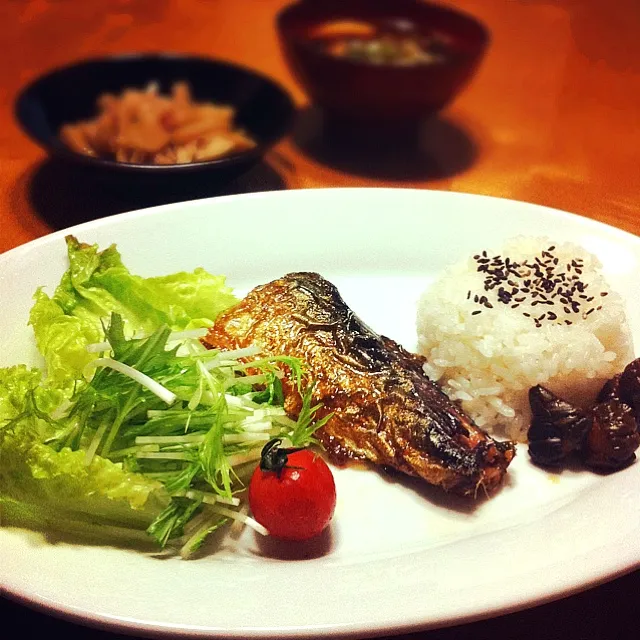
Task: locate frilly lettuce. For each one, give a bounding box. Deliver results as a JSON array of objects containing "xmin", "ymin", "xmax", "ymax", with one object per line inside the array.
[
  {"xmin": 0, "ymin": 419, "xmax": 169, "ymax": 529},
  {"xmin": 29, "ymin": 235, "xmax": 237, "ymax": 385},
  {"xmin": 0, "ymin": 365, "xmax": 169, "ymax": 539},
  {"xmin": 0, "ymin": 365, "xmax": 63, "ymax": 422},
  {"xmin": 29, "ymin": 290, "xmax": 103, "ymax": 390}
]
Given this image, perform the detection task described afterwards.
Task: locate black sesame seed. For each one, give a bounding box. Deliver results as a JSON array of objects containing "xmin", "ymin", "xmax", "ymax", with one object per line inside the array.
[
  {"xmin": 472, "ymin": 247, "xmax": 600, "ymax": 324},
  {"xmin": 472, "ymin": 310, "xmax": 482, "ymax": 316}
]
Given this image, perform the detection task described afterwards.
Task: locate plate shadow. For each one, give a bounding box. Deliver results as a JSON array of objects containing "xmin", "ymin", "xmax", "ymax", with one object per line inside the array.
[{"xmin": 372, "ymin": 463, "xmax": 505, "ymax": 515}]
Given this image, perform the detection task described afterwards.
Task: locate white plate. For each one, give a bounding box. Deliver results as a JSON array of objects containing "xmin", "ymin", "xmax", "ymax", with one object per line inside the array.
[{"xmin": 1, "ymin": 188, "xmax": 639, "ymax": 638}]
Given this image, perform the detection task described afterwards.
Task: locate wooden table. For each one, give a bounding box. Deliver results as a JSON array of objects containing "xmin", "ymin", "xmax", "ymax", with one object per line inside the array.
[{"xmin": 1, "ymin": 0, "xmax": 639, "ymax": 638}]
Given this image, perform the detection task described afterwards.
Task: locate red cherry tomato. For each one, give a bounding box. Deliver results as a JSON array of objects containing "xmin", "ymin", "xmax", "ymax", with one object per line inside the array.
[{"xmin": 248, "ymin": 440, "xmax": 336, "ymax": 541}]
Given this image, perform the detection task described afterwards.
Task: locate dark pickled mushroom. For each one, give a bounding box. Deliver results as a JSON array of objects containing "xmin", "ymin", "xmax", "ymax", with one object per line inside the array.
[
  {"xmin": 619, "ymin": 358, "xmax": 640, "ymax": 418},
  {"xmin": 584, "ymin": 399, "xmax": 640, "ymax": 470},
  {"xmin": 527, "ymin": 385, "xmax": 591, "ymax": 466},
  {"xmin": 596, "ymin": 373, "xmax": 621, "ymax": 403}
]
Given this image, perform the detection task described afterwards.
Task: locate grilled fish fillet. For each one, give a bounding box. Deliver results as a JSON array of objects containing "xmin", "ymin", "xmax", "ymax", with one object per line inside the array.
[{"xmin": 204, "ymin": 273, "xmax": 515, "ymax": 496}]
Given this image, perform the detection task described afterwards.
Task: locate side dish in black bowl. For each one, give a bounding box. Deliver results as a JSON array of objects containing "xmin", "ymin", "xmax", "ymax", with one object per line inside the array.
[{"xmin": 15, "ymin": 53, "xmax": 296, "ymax": 184}]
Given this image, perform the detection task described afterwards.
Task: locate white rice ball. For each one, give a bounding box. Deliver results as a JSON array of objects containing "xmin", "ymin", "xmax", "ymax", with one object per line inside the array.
[{"xmin": 417, "ymin": 237, "xmax": 634, "ymax": 441}]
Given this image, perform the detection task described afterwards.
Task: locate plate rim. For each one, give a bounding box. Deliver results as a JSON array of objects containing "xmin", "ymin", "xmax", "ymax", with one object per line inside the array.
[
  {"xmin": 2, "ymin": 187, "xmax": 639, "ymax": 263},
  {"xmin": 2, "ymin": 541, "xmax": 638, "ymax": 639}
]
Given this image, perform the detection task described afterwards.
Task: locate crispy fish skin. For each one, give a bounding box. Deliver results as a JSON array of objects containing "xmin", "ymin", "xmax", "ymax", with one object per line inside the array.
[{"xmin": 204, "ymin": 272, "xmax": 515, "ymax": 496}]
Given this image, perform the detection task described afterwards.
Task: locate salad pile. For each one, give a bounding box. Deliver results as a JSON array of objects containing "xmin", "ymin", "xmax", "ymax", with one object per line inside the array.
[{"xmin": 0, "ymin": 237, "xmax": 329, "ymax": 558}]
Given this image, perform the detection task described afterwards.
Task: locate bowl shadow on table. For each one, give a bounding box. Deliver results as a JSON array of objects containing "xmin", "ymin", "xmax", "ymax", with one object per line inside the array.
[
  {"xmin": 291, "ymin": 106, "xmax": 478, "ymax": 181},
  {"xmin": 26, "ymin": 158, "xmax": 286, "ymax": 229}
]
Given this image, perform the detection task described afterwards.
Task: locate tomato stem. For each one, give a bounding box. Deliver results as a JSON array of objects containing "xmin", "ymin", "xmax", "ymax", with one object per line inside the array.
[{"xmin": 259, "ymin": 438, "xmax": 305, "ymax": 477}]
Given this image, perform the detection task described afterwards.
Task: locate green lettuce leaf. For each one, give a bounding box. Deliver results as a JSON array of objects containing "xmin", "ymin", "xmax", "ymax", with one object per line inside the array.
[
  {"xmin": 29, "ymin": 289, "xmax": 103, "ymax": 389},
  {"xmin": 0, "ymin": 354, "xmax": 169, "ymax": 541},
  {"xmin": 0, "ymin": 365, "xmax": 65, "ymax": 424},
  {"xmin": 28, "ymin": 235, "xmax": 238, "ymax": 385},
  {"xmin": 0, "ymin": 406, "xmax": 170, "ymax": 536}
]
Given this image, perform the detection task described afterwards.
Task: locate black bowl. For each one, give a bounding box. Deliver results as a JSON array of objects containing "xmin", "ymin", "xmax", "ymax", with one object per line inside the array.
[{"xmin": 15, "ymin": 53, "xmax": 296, "ymax": 182}]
